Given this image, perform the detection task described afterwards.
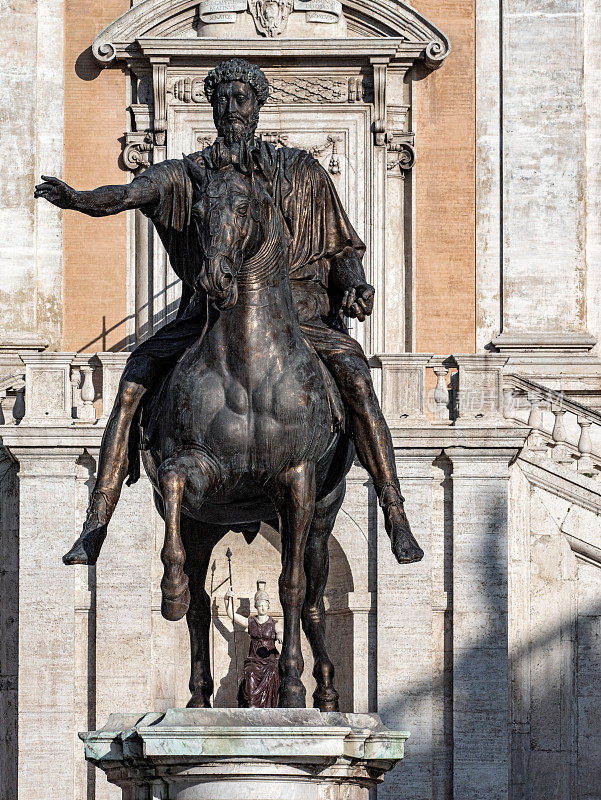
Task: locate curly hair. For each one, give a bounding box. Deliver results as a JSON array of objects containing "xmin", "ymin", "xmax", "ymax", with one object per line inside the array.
[{"xmin": 204, "ymin": 59, "xmax": 270, "ymax": 107}]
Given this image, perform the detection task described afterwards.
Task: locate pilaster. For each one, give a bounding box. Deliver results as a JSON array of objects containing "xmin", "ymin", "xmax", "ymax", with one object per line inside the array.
[
  {"xmin": 378, "ymin": 449, "xmax": 437, "ymax": 800},
  {"xmin": 15, "ymin": 452, "xmax": 78, "ymax": 800},
  {"xmin": 447, "ymin": 445, "xmax": 519, "ymax": 800}
]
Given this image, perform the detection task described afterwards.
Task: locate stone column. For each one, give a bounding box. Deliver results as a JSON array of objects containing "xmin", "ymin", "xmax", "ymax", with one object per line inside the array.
[
  {"xmin": 447, "ymin": 444, "xmax": 519, "ymax": 800},
  {"xmin": 377, "ymin": 450, "xmax": 435, "ymax": 800},
  {"xmin": 15, "ymin": 453, "xmax": 78, "ymax": 800}
]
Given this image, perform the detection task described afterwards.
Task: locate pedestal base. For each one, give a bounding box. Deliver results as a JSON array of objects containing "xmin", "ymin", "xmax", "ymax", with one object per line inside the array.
[{"xmin": 81, "ymin": 709, "xmax": 409, "ymax": 799}]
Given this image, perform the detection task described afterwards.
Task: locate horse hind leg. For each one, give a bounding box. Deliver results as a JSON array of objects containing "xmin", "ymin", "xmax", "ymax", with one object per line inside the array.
[
  {"xmin": 158, "ymin": 449, "xmax": 220, "ymax": 622},
  {"xmin": 302, "ymin": 480, "xmax": 346, "ymax": 712}
]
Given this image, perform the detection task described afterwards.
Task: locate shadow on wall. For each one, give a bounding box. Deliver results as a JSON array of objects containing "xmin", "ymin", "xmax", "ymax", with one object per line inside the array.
[
  {"xmin": 0, "ymin": 449, "xmax": 18, "ymax": 800},
  {"xmin": 377, "ymin": 497, "xmax": 601, "ymax": 800},
  {"xmin": 74, "ymin": 283, "xmax": 182, "ymax": 353}
]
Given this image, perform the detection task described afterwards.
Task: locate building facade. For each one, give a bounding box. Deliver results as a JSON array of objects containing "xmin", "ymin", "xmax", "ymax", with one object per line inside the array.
[{"xmin": 1, "ymin": 0, "xmax": 601, "ymax": 798}]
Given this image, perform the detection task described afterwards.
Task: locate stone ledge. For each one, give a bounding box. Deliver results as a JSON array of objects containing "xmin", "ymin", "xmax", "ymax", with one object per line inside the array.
[
  {"xmin": 80, "ymin": 709, "xmax": 408, "ymax": 799},
  {"xmin": 82, "ymin": 708, "xmax": 408, "ymax": 765}
]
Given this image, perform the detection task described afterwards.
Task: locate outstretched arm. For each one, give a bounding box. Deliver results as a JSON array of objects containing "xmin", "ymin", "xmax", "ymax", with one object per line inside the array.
[
  {"xmin": 34, "ymin": 175, "xmax": 159, "ymax": 217},
  {"xmin": 224, "ymin": 590, "xmax": 249, "ymax": 629},
  {"xmin": 330, "ymin": 248, "xmax": 375, "ymax": 323}
]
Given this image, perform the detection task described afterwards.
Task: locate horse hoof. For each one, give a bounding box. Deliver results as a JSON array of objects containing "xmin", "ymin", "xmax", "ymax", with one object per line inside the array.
[
  {"xmin": 161, "ymin": 583, "xmax": 190, "ymax": 621},
  {"xmin": 186, "ymin": 691, "xmax": 212, "ymax": 708},
  {"xmin": 313, "ymin": 686, "xmax": 339, "ymax": 713},
  {"xmin": 278, "ymin": 680, "xmax": 306, "ymax": 708}
]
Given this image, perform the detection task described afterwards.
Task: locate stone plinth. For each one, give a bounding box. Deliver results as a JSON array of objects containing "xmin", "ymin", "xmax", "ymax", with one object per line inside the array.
[{"xmin": 81, "ymin": 709, "xmax": 408, "ymax": 800}]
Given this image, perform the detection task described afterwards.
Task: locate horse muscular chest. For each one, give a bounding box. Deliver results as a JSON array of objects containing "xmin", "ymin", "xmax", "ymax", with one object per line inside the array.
[{"xmin": 169, "ymin": 303, "xmax": 328, "ymax": 476}]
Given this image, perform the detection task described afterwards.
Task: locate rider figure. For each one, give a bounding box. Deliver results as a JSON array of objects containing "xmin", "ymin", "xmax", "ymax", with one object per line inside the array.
[{"xmin": 34, "ymin": 59, "xmax": 423, "ymax": 568}]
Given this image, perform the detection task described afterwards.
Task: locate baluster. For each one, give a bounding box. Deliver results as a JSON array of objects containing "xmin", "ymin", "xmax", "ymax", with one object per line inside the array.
[
  {"xmin": 78, "ymin": 365, "xmax": 97, "ymax": 423},
  {"xmin": 502, "ymin": 387, "xmax": 515, "ymax": 420},
  {"xmin": 433, "ymin": 365, "xmax": 449, "ymax": 421},
  {"xmin": 0, "ymin": 390, "xmax": 6, "ymax": 425},
  {"xmin": 526, "ymin": 393, "xmax": 547, "ymax": 453},
  {"xmin": 71, "ymin": 367, "xmax": 81, "ymax": 419},
  {"xmin": 551, "ymin": 404, "xmax": 573, "ymax": 466},
  {"xmin": 576, "ymin": 417, "xmax": 595, "ymax": 475},
  {"xmin": 12, "ymin": 384, "xmax": 25, "ymax": 422}
]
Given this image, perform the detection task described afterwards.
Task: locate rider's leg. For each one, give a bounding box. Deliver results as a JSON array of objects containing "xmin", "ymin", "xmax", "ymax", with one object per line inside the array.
[
  {"xmin": 320, "ymin": 349, "xmax": 424, "ymax": 564},
  {"xmin": 62, "ymin": 356, "xmax": 154, "ymax": 565}
]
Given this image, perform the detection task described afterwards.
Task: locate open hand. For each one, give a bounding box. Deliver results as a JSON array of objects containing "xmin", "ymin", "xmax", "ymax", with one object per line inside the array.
[
  {"xmin": 342, "ymin": 283, "xmax": 375, "ymax": 322},
  {"xmin": 34, "ymin": 176, "xmax": 76, "ymax": 209}
]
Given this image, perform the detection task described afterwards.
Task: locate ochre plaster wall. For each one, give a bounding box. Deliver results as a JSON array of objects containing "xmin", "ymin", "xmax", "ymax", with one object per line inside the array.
[
  {"xmin": 413, "ymin": 0, "xmax": 476, "ymax": 353},
  {"xmin": 62, "ymin": 0, "xmax": 129, "ymax": 352}
]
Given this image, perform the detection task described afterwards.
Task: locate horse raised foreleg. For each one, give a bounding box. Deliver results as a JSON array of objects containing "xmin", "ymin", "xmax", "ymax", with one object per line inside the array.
[
  {"xmin": 271, "ymin": 462, "xmax": 316, "ymax": 708},
  {"xmin": 158, "ymin": 449, "xmax": 220, "ymax": 622},
  {"xmin": 302, "ymin": 481, "xmax": 345, "ymax": 712},
  {"xmin": 181, "ymin": 518, "xmax": 227, "ymax": 708}
]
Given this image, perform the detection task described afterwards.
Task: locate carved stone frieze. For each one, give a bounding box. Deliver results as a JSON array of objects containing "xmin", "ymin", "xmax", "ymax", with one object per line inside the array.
[
  {"xmin": 170, "ymin": 75, "xmax": 372, "ymax": 105},
  {"xmin": 259, "ymin": 131, "xmax": 344, "ymax": 175},
  {"xmin": 194, "ymin": 130, "xmax": 345, "ymax": 175}
]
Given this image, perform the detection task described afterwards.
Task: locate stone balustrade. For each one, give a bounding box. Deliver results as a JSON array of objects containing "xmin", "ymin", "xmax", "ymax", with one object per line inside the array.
[
  {"xmin": 6, "ymin": 353, "xmax": 600, "ymax": 455},
  {"xmin": 503, "ymin": 374, "xmax": 601, "ymax": 477},
  {"xmin": 0, "ymin": 352, "xmax": 129, "ymax": 427},
  {"xmin": 0, "ymin": 351, "xmax": 522, "ymax": 429}
]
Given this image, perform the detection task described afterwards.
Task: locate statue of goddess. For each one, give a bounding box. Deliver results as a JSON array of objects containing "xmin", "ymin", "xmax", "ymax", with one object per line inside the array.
[{"xmin": 225, "ymin": 581, "xmax": 283, "ymax": 707}]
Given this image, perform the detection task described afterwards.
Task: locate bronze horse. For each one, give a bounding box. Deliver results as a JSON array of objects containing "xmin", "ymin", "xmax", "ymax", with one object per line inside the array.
[{"xmin": 142, "ymin": 163, "xmax": 353, "ymax": 710}]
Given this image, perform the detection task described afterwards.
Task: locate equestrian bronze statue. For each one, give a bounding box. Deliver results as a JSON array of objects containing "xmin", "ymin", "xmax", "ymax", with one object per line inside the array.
[{"xmin": 34, "ymin": 59, "xmax": 423, "ymax": 710}]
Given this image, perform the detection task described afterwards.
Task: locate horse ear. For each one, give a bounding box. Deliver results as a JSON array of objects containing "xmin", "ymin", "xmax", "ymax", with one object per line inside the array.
[
  {"xmin": 183, "ymin": 154, "xmax": 207, "ymax": 188},
  {"xmin": 249, "ymin": 198, "xmax": 262, "ymax": 222}
]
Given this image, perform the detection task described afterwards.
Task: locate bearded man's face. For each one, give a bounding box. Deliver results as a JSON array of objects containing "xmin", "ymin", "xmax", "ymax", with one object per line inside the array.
[{"xmin": 213, "ymin": 80, "xmax": 260, "ymax": 146}]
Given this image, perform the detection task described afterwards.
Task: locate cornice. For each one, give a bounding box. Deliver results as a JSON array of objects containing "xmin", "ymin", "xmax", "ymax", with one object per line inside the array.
[{"xmin": 91, "ymin": 0, "xmax": 450, "ymax": 68}]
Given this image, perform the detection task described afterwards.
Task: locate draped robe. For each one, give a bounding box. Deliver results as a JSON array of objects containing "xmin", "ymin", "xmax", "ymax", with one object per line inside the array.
[{"xmin": 126, "ymin": 139, "xmax": 369, "ymax": 477}]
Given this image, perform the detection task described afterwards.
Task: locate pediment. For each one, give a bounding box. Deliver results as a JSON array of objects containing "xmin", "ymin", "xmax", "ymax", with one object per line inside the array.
[{"xmin": 92, "ymin": 0, "xmax": 450, "ymax": 69}]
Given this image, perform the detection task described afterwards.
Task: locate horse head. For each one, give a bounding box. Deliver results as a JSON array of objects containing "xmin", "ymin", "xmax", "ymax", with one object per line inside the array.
[{"xmin": 191, "ymin": 167, "xmax": 273, "ymax": 309}]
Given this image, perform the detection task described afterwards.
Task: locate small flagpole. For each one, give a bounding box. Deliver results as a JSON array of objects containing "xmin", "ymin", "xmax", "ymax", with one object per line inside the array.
[{"xmin": 226, "ymin": 548, "xmax": 240, "ymax": 689}]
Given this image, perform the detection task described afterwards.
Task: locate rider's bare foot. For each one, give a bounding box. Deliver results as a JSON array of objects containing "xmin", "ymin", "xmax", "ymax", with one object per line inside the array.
[
  {"xmin": 384, "ymin": 504, "xmax": 424, "ymax": 564},
  {"xmin": 62, "ymin": 490, "xmax": 113, "ymax": 565}
]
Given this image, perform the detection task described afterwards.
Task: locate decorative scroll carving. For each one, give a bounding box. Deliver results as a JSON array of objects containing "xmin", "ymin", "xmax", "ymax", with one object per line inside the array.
[
  {"xmin": 124, "ymin": 132, "xmax": 154, "ymax": 171},
  {"xmin": 152, "ymin": 60, "xmax": 168, "ymax": 148},
  {"xmin": 249, "ymin": 0, "xmax": 294, "ymax": 36},
  {"xmin": 386, "ymin": 134, "xmax": 416, "ymax": 174},
  {"xmin": 199, "ymin": 0, "xmax": 247, "ymax": 24},
  {"xmin": 171, "ymin": 75, "xmax": 372, "ymax": 105},
  {"xmin": 425, "ymin": 40, "xmax": 451, "ymax": 70},
  {"xmin": 371, "ymin": 59, "xmax": 388, "ymax": 146},
  {"xmin": 294, "ymin": 0, "xmax": 342, "ymax": 24}
]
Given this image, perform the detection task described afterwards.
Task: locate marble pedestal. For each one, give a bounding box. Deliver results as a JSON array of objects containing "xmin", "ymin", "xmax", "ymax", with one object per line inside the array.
[{"xmin": 81, "ymin": 709, "xmax": 408, "ymax": 800}]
